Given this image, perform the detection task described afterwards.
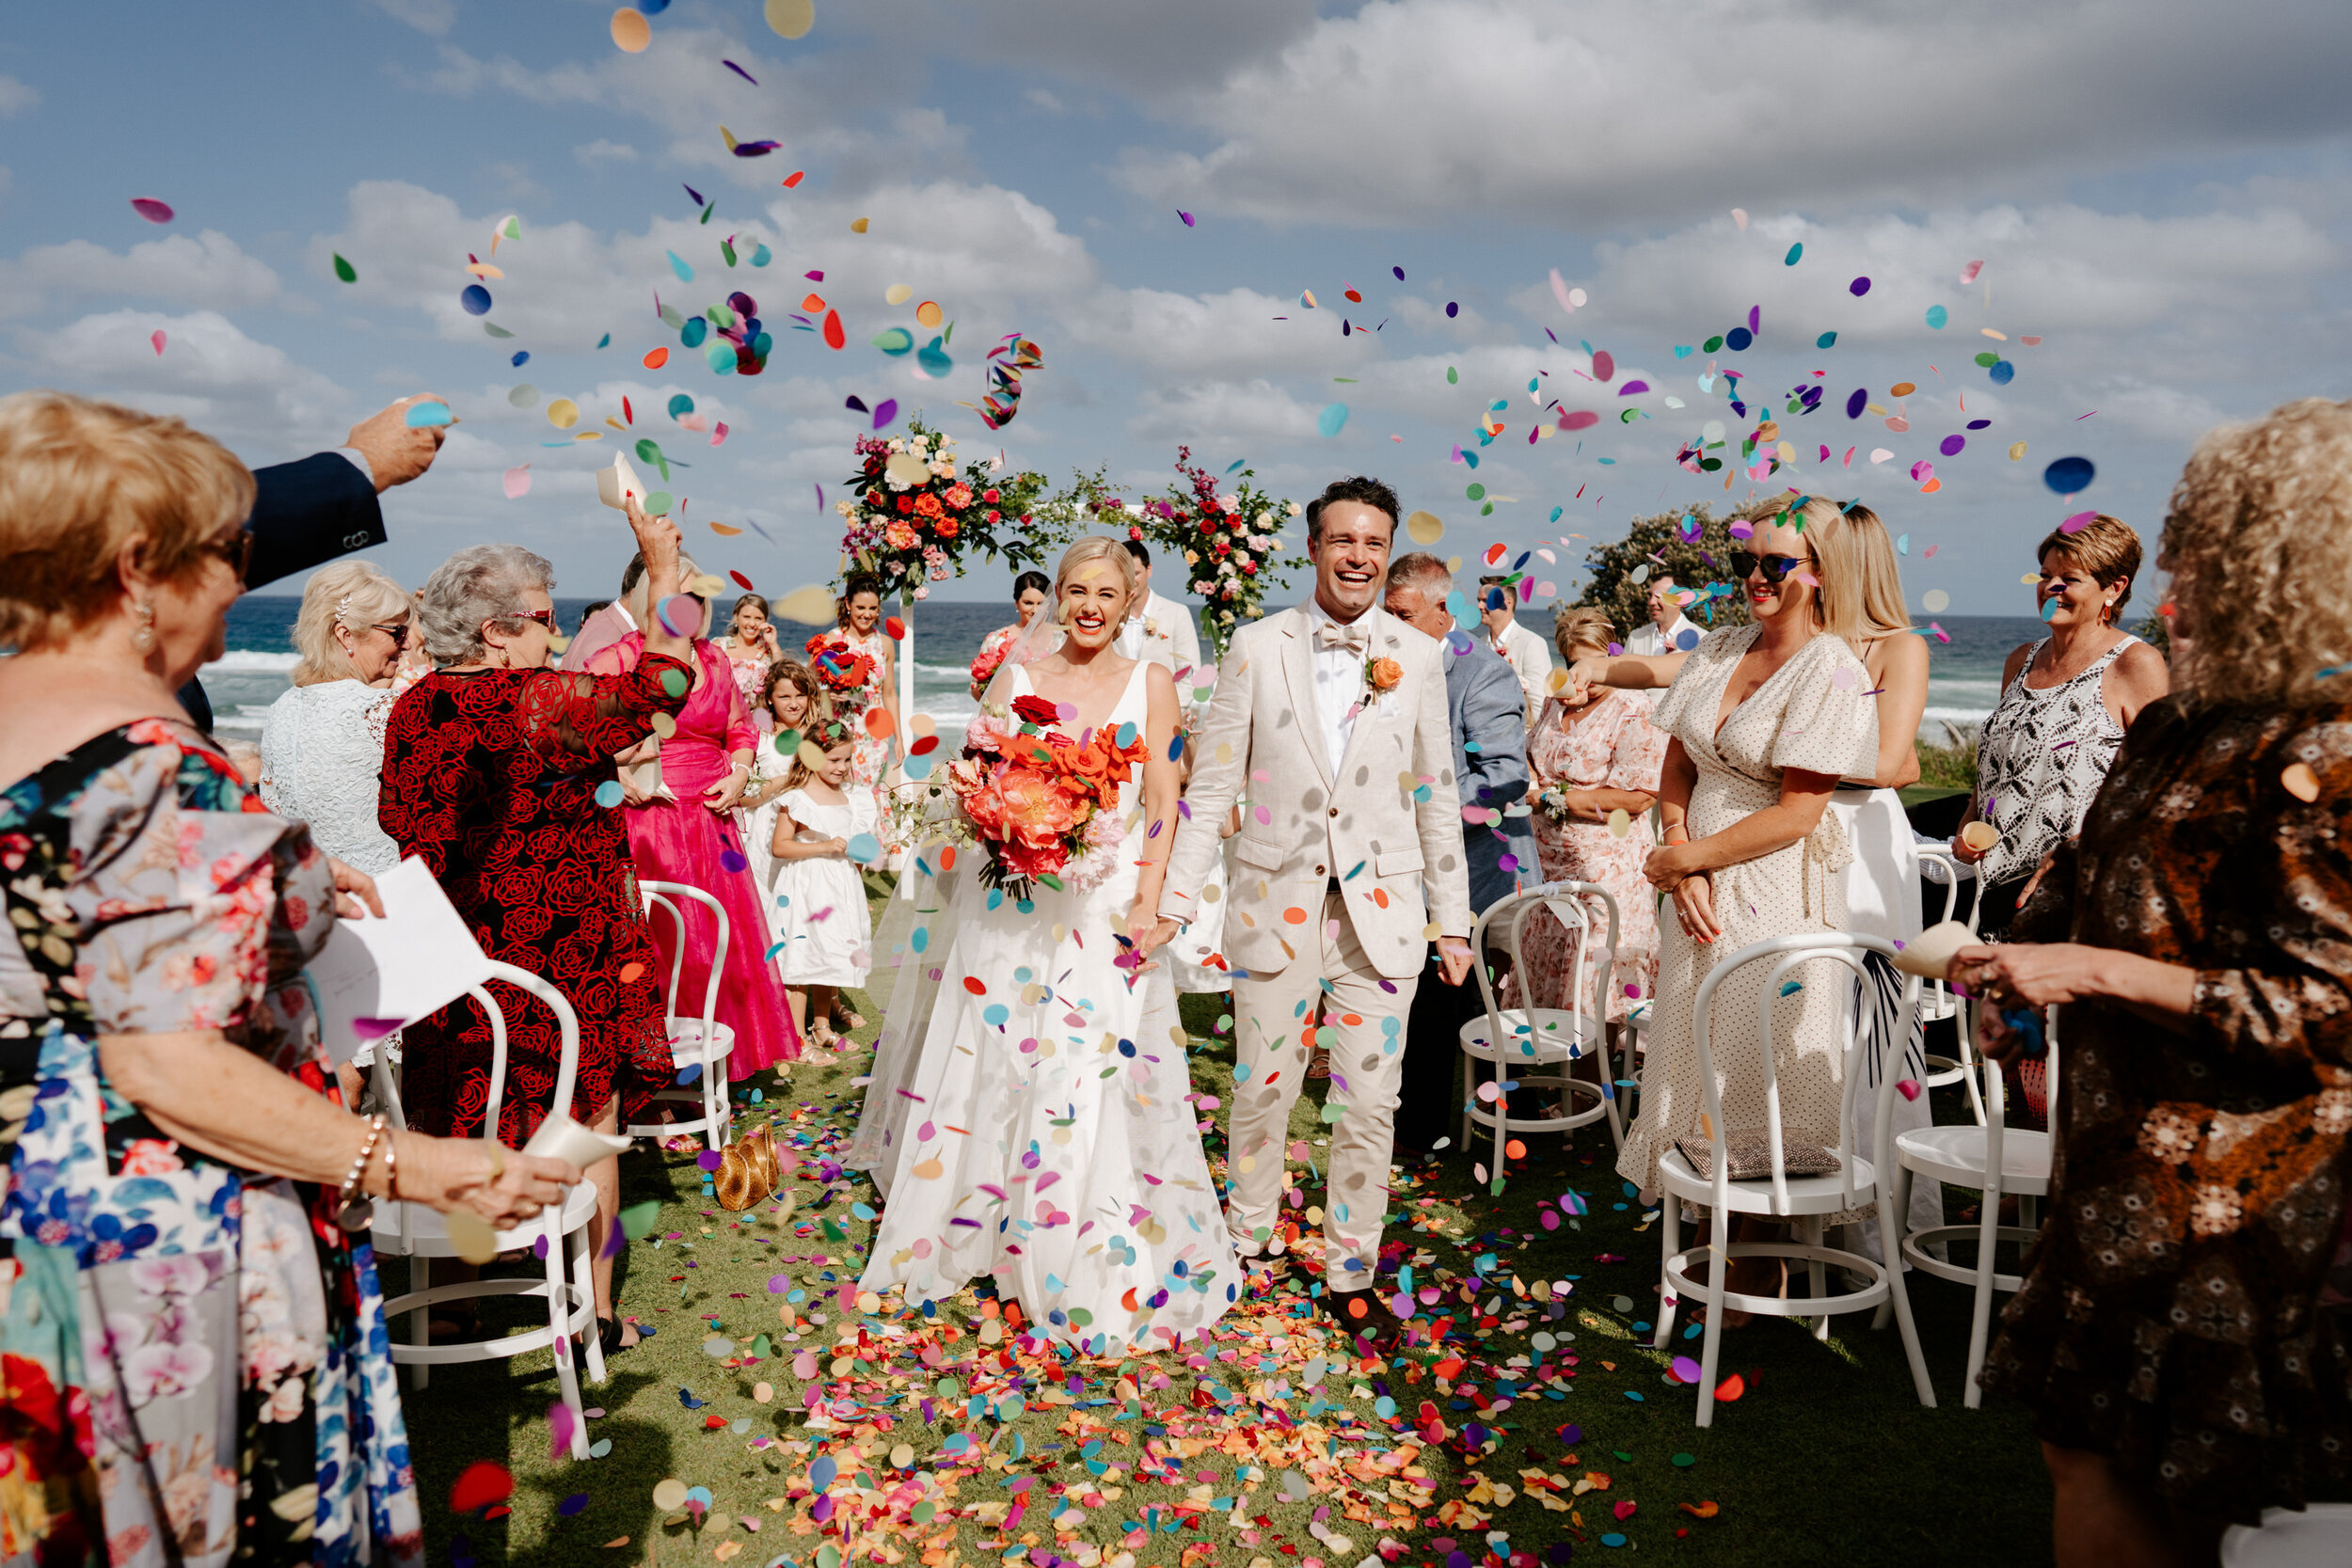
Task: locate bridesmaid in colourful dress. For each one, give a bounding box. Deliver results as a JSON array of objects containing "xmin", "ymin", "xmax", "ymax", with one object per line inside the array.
[
  {"xmin": 969, "ymin": 570, "xmax": 1050, "ymax": 699},
  {"xmin": 1518, "ymin": 607, "xmax": 1667, "ymax": 1031},
  {"xmin": 719, "ymin": 592, "xmax": 782, "ymax": 707},
  {"xmin": 818, "ymin": 573, "xmax": 898, "ymax": 824},
  {"xmin": 590, "ymin": 590, "xmax": 801, "ymax": 1077}
]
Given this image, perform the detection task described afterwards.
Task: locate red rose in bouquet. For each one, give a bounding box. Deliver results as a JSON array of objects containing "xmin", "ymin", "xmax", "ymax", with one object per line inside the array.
[{"xmin": 1010, "ymin": 694, "xmax": 1061, "ymax": 728}]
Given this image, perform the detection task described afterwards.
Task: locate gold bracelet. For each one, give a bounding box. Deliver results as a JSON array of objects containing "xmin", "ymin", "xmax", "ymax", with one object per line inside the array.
[{"xmin": 335, "ymin": 1114, "xmax": 387, "ymax": 1233}]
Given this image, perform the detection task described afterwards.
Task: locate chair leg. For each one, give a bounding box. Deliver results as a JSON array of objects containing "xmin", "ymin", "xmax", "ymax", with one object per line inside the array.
[
  {"xmin": 1694, "ymin": 1231, "xmax": 1725, "ymax": 1429},
  {"xmin": 543, "ymin": 1211, "xmax": 589, "ymax": 1459},
  {"xmin": 1651, "ymin": 1199, "xmax": 1679, "ymax": 1351},
  {"xmin": 1963, "ymin": 1177, "xmax": 2004, "ymax": 1412},
  {"xmin": 1879, "ymin": 1187, "xmax": 1937, "ymax": 1409},
  {"xmin": 410, "ymin": 1253, "xmax": 431, "ymax": 1391},
  {"xmin": 1799, "ymin": 1215, "xmax": 1831, "ymax": 1340},
  {"xmin": 572, "ymin": 1222, "xmax": 607, "ymax": 1386}
]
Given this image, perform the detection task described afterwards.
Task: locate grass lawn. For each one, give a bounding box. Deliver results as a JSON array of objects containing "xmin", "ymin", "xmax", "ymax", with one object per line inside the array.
[{"xmin": 388, "ymin": 878, "xmax": 2053, "ymax": 1568}]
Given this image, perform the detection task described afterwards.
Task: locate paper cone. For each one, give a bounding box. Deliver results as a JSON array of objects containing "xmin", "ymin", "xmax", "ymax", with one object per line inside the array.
[
  {"xmin": 596, "ymin": 451, "xmax": 647, "ymax": 512},
  {"xmin": 1892, "ymin": 919, "xmax": 1975, "ymax": 980}
]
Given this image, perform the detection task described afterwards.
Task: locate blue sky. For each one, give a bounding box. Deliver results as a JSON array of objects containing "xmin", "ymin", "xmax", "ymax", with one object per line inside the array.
[{"xmin": 5, "ymin": 0, "xmax": 2350, "ymax": 618}]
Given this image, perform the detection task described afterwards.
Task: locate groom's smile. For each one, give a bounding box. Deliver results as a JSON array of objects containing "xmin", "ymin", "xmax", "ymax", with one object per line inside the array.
[{"xmin": 1309, "ymin": 499, "xmax": 1396, "ymax": 623}]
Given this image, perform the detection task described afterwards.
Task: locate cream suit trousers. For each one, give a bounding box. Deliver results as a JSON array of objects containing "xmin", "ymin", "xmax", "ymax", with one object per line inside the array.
[{"xmin": 1225, "ymin": 891, "xmax": 1419, "ymax": 1291}]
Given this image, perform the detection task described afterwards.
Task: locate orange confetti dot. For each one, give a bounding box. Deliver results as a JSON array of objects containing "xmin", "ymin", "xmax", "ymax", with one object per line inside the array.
[
  {"xmin": 1371, "ymin": 888, "xmax": 1391, "ymax": 908},
  {"xmin": 938, "ymin": 846, "xmax": 957, "ymax": 870},
  {"xmin": 1281, "ymin": 907, "xmax": 1309, "ymax": 925},
  {"xmin": 962, "ymin": 976, "xmax": 987, "ymax": 995},
  {"xmin": 801, "ymin": 293, "xmax": 828, "ymax": 313},
  {"xmin": 1505, "ymin": 1139, "xmax": 1527, "ymax": 1159},
  {"xmin": 2283, "ymin": 762, "xmax": 2321, "ymax": 801},
  {"xmin": 1340, "ymin": 1013, "xmax": 1362, "ymax": 1026},
  {"xmin": 884, "ymin": 616, "xmax": 906, "ymax": 640},
  {"xmin": 643, "ymin": 347, "xmax": 669, "ymax": 370},
  {"xmin": 1890, "ymin": 381, "xmax": 1916, "ymax": 398},
  {"xmin": 863, "ymin": 706, "xmax": 896, "ymax": 740},
  {"xmin": 618, "ymin": 962, "xmax": 645, "ymax": 985},
  {"xmin": 781, "ymin": 170, "xmax": 805, "ymax": 189},
  {"xmin": 1714, "ymin": 1373, "xmax": 1745, "ymax": 1402}
]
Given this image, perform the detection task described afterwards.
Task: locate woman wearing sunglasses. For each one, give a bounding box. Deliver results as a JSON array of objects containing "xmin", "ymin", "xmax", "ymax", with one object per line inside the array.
[
  {"xmin": 379, "ymin": 503, "xmax": 698, "ymax": 1354},
  {"xmin": 260, "ymin": 561, "xmax": 415, "ymax": 879},
  {"xmin": 1571, "ymin": 499, "xmax": 1941, "ymax": 1252},
  {"xmin": 1606, "ymin": 496, "xmax": 1884, "ymax": 1323}
]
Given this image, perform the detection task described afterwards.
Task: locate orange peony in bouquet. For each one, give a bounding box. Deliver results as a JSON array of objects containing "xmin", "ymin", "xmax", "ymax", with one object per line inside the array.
[{"xmin": 946, "ymin": 692, "xmax": 1149, "ymax": 899}]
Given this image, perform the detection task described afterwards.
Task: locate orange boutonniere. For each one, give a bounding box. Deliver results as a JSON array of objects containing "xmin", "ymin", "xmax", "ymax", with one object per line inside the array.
[{"xmin": 1364, "ymin": 654, "xmax": 1404, "ymax": 698}]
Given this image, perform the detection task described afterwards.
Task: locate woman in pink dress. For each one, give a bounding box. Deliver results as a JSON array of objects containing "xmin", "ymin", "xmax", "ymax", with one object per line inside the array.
[
  {"xmin": 592, "ymin": 597, "xmax": 801, "ymax": 1076},
  {"xmin": 1518, "ymin": 608, "xmax": 1668, "ymax": 1024}
]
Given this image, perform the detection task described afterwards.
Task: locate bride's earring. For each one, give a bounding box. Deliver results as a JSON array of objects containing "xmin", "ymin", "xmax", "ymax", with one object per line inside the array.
[{"xmin": 129, "ymin": 600, "xmax": 157, "ymax": 654}]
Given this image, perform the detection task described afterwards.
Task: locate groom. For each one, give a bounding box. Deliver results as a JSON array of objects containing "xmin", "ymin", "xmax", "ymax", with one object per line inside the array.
[{"xmin": 1144, "ymin": 476, "xmax": 1471, "ymax": 1338}]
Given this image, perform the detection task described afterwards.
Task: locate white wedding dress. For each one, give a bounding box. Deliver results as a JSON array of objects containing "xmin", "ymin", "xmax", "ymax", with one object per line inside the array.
[{"xmin": 856, "ymin": 661, "xmax": 1239, "ymax": 1352}]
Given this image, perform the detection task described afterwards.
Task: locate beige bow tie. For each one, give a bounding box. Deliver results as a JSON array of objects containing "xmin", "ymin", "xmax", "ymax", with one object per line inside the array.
[{"xmin": 1316, "ymin": 622, "xmax": 1369, "ymax": 654}]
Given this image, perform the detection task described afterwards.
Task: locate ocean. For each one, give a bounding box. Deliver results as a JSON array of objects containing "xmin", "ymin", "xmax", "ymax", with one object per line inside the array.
[{"xmin": 203, "ymin": 597, "xmax": 2048, "ymax": 737}]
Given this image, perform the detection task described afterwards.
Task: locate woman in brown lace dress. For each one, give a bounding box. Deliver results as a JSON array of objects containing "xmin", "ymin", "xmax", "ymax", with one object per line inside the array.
[{"xmin": 1952, "ymin": 398, "xmax": 2352, "ymax": 1564}]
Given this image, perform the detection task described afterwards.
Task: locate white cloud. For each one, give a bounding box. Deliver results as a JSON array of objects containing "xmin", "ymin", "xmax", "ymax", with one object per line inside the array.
[
  {"xmin": 0, "ymin": 230, "xmax": 283, "ymax": 320},
  {"xmin": 1129, "ymin": 378, "xmax": 1322, "ymax": 446},
  {"xmin": 0, "ymin": 76, "xmax": 38, "ymax": 118},
  {"xmin": 12, "ymin": 309, "xmax": 348, "ymax": 453},
  {"xmin": 1121, "ymin": 0, "xmax": 2352, "ymax": 229},
  {"xmin": 575, "ymin": 138, "xmax": 640, "ymax": 166},
  {"xmin": 367, "ymin": 0, "xmax": 456, "ymax": 37}
]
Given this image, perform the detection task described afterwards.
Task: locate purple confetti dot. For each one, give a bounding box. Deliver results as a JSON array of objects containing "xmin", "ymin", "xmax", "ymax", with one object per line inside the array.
[
  {"xmin": 1849, "ymin": 276, "xmax": 1871, "ymax": 296},
  {"xmin": 721, "ymin": 848, "xmax": 749, "ymax": 874},
  {"xmin": 1939, "ymin": 434, "xmax": 1966, "ymax": 456}
]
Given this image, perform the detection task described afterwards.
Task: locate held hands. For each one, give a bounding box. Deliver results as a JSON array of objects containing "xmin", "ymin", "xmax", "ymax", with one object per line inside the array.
[
  {"xmin": 1437, "ymin": 935, "xmax": 1473, "ymax": 987},
  {"xmin": 344, "ymin": 395, "xmax": 451, "ymax": 493},
  {"xmin": 1136, "ymin": 915, "xmax": 1184, "ymax": 961}
]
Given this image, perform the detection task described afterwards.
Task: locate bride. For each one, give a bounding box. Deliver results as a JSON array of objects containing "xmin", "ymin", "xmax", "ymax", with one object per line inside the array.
[{"xmin": 852, "ymin": 539, "xmax": 1239, "ymax": 1351}]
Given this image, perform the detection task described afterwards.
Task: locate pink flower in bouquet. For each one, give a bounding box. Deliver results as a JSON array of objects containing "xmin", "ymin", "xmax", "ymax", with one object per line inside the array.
[
  {"xmin": 943, "ymin": 483, "xmax": 974, "ymax": 509},
  {"xmin": 884, "ymin": 519, "xmax": 919, "ymax": 552},
  {"xmin": 962, "ymin": 713, "xmax": 1018, "ymax": 755}
]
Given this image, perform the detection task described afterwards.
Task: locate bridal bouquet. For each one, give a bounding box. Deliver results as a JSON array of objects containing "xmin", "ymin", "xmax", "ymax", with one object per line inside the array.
[{"xmin": 943, "ymin": 695, "xmax": 1148, "ymax": 901}]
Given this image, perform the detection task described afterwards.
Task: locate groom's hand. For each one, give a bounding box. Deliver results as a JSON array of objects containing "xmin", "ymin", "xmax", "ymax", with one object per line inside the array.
[
  {"xmin": 1137, "ymin": 916, "xmax": 1184, "ymax": 959},
  {"xmin": 1437, "ymin": 936, "xmax": 1473, "ymax": 987}
]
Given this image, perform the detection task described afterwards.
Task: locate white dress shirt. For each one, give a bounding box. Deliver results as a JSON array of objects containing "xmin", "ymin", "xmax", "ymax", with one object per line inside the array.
[
  {"xmin": 1475, "ymin": 616, "xmax": 1555, "ymax": 721},
  {"xmin": 1300, "ymin": 595, "xmax": 1370, "ymax": 769},
  {"xmin": 1113, "ymin": 590, "xmax": 1204, "ymax": 677},
  {"xmin": 1627, "ymin": 613, "xmax": 1697, "ymax": 657}
]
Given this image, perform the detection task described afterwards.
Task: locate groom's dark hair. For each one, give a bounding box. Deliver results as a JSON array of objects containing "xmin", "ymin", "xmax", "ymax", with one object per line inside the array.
[{"xmin": 1306, "ymin": 476, "xmax": 1400, "ymax": 544}]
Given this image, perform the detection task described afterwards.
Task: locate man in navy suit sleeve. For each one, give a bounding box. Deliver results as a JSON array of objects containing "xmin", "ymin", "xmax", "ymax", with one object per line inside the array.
[
  {"xmin": 179, "ymin": 395, "xmax": 450, "ymax": 730},
  {"xmin": 1383, "ymin": 552, "xmax": 1544, "ymax": 1160}
]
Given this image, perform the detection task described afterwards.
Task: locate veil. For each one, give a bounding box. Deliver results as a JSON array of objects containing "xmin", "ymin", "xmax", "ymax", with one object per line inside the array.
[{"xmin": 847, "ymin": 603, "xmax": 1067, "ymax": 1191}]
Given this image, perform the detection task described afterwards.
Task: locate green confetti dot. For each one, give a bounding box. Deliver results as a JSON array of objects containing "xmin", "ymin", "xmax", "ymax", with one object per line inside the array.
[
  {"xmin": 1672, "ymin": 1452, "xmax": 1696, "ymax": 1467},
  {"xmin": 619, "ymin": 1199, "xmax": 661, "ymax": 1240},
  {"xmin": 1465, "ymin": 483, "xmax": 1486, "ymax": 499},
  {"xmin": 1446, "ymin": 367, "xmax": 1458, "ymax": 385},
  {"xmin": 660, "ymin": 669, "xmax": 691, "ymax": 698},
  {"xmin": 332, "ymin": 253, "xmax": 358, "ymax": 283}
]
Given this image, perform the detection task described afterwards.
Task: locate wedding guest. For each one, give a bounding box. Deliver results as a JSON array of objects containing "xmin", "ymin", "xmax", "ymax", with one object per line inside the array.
[
  {"xmin": 720, "ymin": 591, "xmax": 783, "ymax": 705},
  {"xmin": 1570, "ymin": 497, "xmax": 1940, "ymax": 1243},
  {"xmin": 769, "ymin": 717, "xmax": 876, "ymax": 1055},
  {"xmin": 1384, "ymin": 552, "xmax": 1543, "ymax": 1157},
  {"xmin": 813, "ymin": 572, "xmax": 898, "ymax": 822},
  {"xmin": 1520, "ymin": 606, "xmax": 1666, "ymax": 1032},
  {"xmin": 1953, "ymin": 513, "xmax": 2169, "ymax": 939},
  {"xmin": 1626, "ymin": 575, "xmax": 1699, "ymax": 657},
  {"xmin": 1116, "ymin": 538, "xmax": 1205, "ymax": 678},
  {"xmin": 1620, "ymin": 503, "xmax": 1881, "ymax": 1320},
  {"xmin": 564, "ymin": 548, "xmax": 699, "ymax": 678},
  {"xmin": 0, "ymin": 389, "xmax": 574, "ymax": 1562},
  {"xmin": 177, "ymin": 392, "xmax": 450, "ymax": 732},
  {"xmin": 587, "ymin": 586, "xmax": 802, "ymax": 1078},
  {"xmin": 739, "ymin": 657, "xmax": 830, "ymax": 972},
  {"xmin": 259, "ymin": 560, "xmax": 412, "ymax": 877},
  {"xmin": 1474, "ymin": 573, "xmax": 1555, "ymax": 721},
  {"xmin": 1953, "ymin": 398, "xmax": 2352, "ymax": 1565},
  {"xmin": 578, "ymin": 598, "xmax": 611, "ymax": 638},
  {"xmin": 972, "ymin": 569, "xmax": 1049, "ymax": 698},
  {"xmin": 381, "ymin": 506, "xmax": 692, "ymax": 1353}
]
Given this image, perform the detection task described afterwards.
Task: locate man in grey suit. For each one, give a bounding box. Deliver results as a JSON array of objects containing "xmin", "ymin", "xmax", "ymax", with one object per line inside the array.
[{"xmin": 1383, "ymin": 551, "xmax": 1541, "ymax": 1159}]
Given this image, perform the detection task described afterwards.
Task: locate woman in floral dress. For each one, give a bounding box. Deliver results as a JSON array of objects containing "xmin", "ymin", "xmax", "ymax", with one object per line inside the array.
[
  {"xmin": 806, "ymin": 573, "xmax": 897, "ymax": 828},
  {"xmin": 0, "ymin": 391, "xmax": 575, "ymax": 1568},
  {"xmin": 1954, "ymin": 399, "xmax": 2352, "ymax": 1560},
  {"xmin": 1518, "ymin": 608, "xmax": 1667, "ymax": 1023}
]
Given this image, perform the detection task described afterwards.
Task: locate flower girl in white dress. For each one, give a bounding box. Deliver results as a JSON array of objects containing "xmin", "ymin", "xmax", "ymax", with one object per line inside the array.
[
  {"xmin": 855, "ymin": 539, "xmax": 1238, "ymax": 1353},
  {"xmin": 769, "ymin": 717, "xmax": 876, "ymax": 1057},
  {"xmin": 738, "ymin": 658, "xmax": 827, "ymax": 955}
]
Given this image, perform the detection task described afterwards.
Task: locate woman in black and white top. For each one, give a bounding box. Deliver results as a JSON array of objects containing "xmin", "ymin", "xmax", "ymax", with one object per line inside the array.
[{"xmin": 1953, "ymin": 514, "xmax": 2170, "ymax": 937}]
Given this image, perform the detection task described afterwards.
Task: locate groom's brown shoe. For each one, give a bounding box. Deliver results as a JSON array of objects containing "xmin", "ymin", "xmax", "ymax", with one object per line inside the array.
[{"xmin": 1315, "ymin": 1286, "xmax": 1404, "ymax": 1347}]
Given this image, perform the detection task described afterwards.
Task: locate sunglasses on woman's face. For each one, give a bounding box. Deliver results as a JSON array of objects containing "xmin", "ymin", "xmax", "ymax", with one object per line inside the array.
[
  {"xmin": 364, "ymin": 619, "xmax": 411, "ymax": 642},
  {"xmin": 1728, "ymin": 550, "xmax": 1813, "ymax": 583},
  {"xmin": 199, "ymin": 525, "xmax": 255, "ymax": 579}
]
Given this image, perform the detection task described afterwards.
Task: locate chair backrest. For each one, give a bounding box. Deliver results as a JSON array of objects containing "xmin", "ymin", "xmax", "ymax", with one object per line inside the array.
[
  {"xmin": 1469, "ymin": 879, "xmax": 1620, "ymax": 1067},
  {"xmin": 1914, "ymin": 847, "xmax": 1969, "ymax": 1017},
  {"xmin": 638, "ymin": 879, "xmax": 730, "ymax": 1035},
  {"xmin": 1689, "ymin": 933, "xmax": 1923, "ymax": 1216}
]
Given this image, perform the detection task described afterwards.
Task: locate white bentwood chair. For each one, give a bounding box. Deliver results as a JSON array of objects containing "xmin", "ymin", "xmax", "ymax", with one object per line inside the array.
[
  {"xmin": 1882, "ymin": 1005, "xmax": 2059, "ymax": 1407},
  {"xmin": 1648, "ymin": 933, "xmax": 1937, "ymax": 1426},
  {"xmin": 370, "ymin": 961, "xmax": 601, "ymax": 1457},
  {"xmin": 626, "ymin": 879, "xmax": 736, "ymax": 1153},
  {"xmin": 1913, "ymin": 846, "xmax": 1988, "ymax": 1117},
  {"xmin": 1458, "ymin": 880, "xmax": 1631, "ymax": 1175}
]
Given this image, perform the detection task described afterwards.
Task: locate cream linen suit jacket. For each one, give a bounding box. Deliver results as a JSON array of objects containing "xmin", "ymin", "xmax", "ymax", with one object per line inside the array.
[{"xmin": 1160, "ymin": 605, "xmax": 1472, "ymax": 980}]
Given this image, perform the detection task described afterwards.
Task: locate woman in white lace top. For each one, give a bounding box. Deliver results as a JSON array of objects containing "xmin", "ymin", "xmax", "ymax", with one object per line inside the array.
[{"xmin": 258, "ymin": 561, "xmax": 412, "ymax": 876}]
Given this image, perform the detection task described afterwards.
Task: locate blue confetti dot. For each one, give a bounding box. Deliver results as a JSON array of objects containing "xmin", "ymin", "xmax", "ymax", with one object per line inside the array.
[
  {"xmin": 459, "ymin": 284, "xmax": 491, "ymax": 315},
  {"xmin": 595, "ymin": 781, "xmax": 625, "ymax": 809}
]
